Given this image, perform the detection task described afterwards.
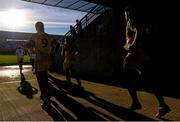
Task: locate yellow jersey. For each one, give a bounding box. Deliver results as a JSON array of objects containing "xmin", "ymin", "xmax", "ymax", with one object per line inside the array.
[{"xmin": 28, "ymin": 32, "xmax": 55, "ymax": 71}]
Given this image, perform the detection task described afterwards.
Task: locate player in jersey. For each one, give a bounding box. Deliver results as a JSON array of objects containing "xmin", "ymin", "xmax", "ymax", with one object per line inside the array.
[
  {"xmin": 16, "ymin": 46, "xmax": 25, "ymax": 73},
  {"xmin": 123, "ymin": 5, "xmax": 170, "ymax": 117},
  {"xmin": 61, "ymin": 36, "xmax": 81, "ymax": 86},
  {"xmin": 26, "ymin": 21, "xmax": 57, "ymax": 107}
]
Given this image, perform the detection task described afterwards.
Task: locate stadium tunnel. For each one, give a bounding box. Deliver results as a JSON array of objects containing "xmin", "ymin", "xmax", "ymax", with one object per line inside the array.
[{"xmin": 21, "ymin": 0, "xmax": 180, "ymax": 98}]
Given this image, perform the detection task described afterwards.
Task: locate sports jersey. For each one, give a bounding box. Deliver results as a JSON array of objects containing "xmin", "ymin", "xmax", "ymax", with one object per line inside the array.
[
  {"xmin": 28, "ymin": 32, "xmax": 55, "ymax": 71},
  {"xmin": 16, "ymin": 48, "xmax": 25, "ymax": 59},
  {"xmin": 62, "ymin": 44, "xmax": 79, "ymax": 69}
]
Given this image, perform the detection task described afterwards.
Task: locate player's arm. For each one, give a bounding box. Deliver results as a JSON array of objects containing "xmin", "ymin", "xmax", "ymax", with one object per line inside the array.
[
  {"xmin": 128, "ymin": 27, "xmax": 138, "ymax": 46},
  {"xmin": 74, "ymin": 45, "xmax": 79, "ymax": 56},
  {"xmin": 26, "ymin": 34, "xmax": 35, "ymax": 49},
  {"xmin": 50, "ymin": 38, "xmax": 59, "ymax": 58},
  {"xmin": 61, "ymin": 47, "xmax": 65, "ymax": 57}
]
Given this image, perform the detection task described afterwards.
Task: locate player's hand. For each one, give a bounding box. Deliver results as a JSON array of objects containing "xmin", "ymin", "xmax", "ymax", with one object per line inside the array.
[{"xmin": 123, "ymin": 43, "xmax": 129, "ymax": 51}]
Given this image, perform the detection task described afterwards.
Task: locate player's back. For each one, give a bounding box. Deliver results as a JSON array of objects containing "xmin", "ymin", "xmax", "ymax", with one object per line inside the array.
[{"xmin": 32, "ymin": 32, "xmax": 54, "ymax": 71}]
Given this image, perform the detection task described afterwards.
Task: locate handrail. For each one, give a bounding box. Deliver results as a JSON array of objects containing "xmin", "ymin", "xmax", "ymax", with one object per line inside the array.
[{"xmin": 58, "ymin": 5, "xmax": 111, "ymax": 44}]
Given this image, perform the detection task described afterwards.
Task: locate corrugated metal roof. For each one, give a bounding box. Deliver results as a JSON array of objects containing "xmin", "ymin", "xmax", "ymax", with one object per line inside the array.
[{"xmin": 21, "ymin": 0, "xmax": 102, "ymax": 13}]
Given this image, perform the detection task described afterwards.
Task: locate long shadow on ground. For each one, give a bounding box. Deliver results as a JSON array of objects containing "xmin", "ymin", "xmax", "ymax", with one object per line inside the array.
[
  {"xmin": 48, "ymin": 79, "xmax": 106, "ymax": 120},
  {"xmin": 17, "ymin": 73, "xmax": 38, "ymax": 99},
  {"xmin": 76, "ymin": 69, "xmax": 180, "ymax": 99},
  {"xmin": 41, "ymin": 99, "xmax": 74, "ymax": 121},
  {"xmin": 47, "ymin": 75, "xmax": 156, "ymax": 121}
]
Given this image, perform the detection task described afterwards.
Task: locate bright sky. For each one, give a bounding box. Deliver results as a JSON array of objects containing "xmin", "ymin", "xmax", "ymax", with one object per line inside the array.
[{"xmin": 0, "ymin": 0, "xmax": 86, "ymax": 35}]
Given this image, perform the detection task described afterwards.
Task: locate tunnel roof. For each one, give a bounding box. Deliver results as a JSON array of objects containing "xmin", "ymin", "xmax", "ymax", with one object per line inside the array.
[{"xmin": 21, "ymin": 0, "xmax": 110, "ymax": 13}]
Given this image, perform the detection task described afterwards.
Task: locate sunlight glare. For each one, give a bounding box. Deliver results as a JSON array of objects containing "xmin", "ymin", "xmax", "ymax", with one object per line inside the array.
[{"xmin": 0, "ymin": 9, "xmax": 26, "ymax": 29}]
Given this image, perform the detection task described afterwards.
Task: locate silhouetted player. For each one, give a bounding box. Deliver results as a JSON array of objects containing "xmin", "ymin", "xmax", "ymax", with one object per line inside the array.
[{"xmin": 123, "ymin": 5, "xmax": 170, "ymax": 117}]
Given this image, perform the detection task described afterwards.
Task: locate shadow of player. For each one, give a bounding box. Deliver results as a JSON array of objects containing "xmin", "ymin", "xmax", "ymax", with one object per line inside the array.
[{"xmin": 17, "ymin": 73, "xmax": 38, "ymax": 99}]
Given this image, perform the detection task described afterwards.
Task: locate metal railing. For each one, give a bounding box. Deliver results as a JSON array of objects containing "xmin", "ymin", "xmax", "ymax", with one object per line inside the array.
[{"xmin": 58, "ymin": 5, "xmax": 111, "ymax": 44}]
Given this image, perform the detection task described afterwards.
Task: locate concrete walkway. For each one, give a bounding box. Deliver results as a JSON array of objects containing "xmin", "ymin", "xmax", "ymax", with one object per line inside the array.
[{"xmin": 0, "ymin": 65, "xmax": 179, "ymax": 121}]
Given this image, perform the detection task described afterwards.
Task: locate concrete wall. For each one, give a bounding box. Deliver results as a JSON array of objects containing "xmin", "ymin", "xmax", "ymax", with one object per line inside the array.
[{"xmin": 53, "ymin": 10, "xmax": 125, "ymax": 79}]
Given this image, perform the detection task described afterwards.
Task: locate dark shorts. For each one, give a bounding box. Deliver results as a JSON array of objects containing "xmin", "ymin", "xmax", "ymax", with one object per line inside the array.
[{"xmin": 123, "ymin": 52, "xmax": 145, "ymax": 71}]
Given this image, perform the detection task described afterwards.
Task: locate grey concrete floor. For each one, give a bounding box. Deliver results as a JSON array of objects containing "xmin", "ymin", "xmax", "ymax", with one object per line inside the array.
[{"xmin": 0, "ymin": 65, "xmax": 179, "ymax": 121}]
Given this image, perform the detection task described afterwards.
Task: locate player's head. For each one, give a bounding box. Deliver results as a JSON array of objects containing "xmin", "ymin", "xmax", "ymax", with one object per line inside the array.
[
  {"xmin": 35, "ymin": 21, "xmax": 44, "ymax": 32},
  {"xmin": 76, "ymin": 19, "xmax": 79, "ymax": 23},
  {"xmin": 125, "ymin": 6, "xmax": 131, "ymax": 21},
  {"xmin": 64, "ymin": 36, "xmax": 71, "ymax": 45},
  {"xmin": 125, "ymin": 4, "xmax": 137, "ymax": 21}
]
